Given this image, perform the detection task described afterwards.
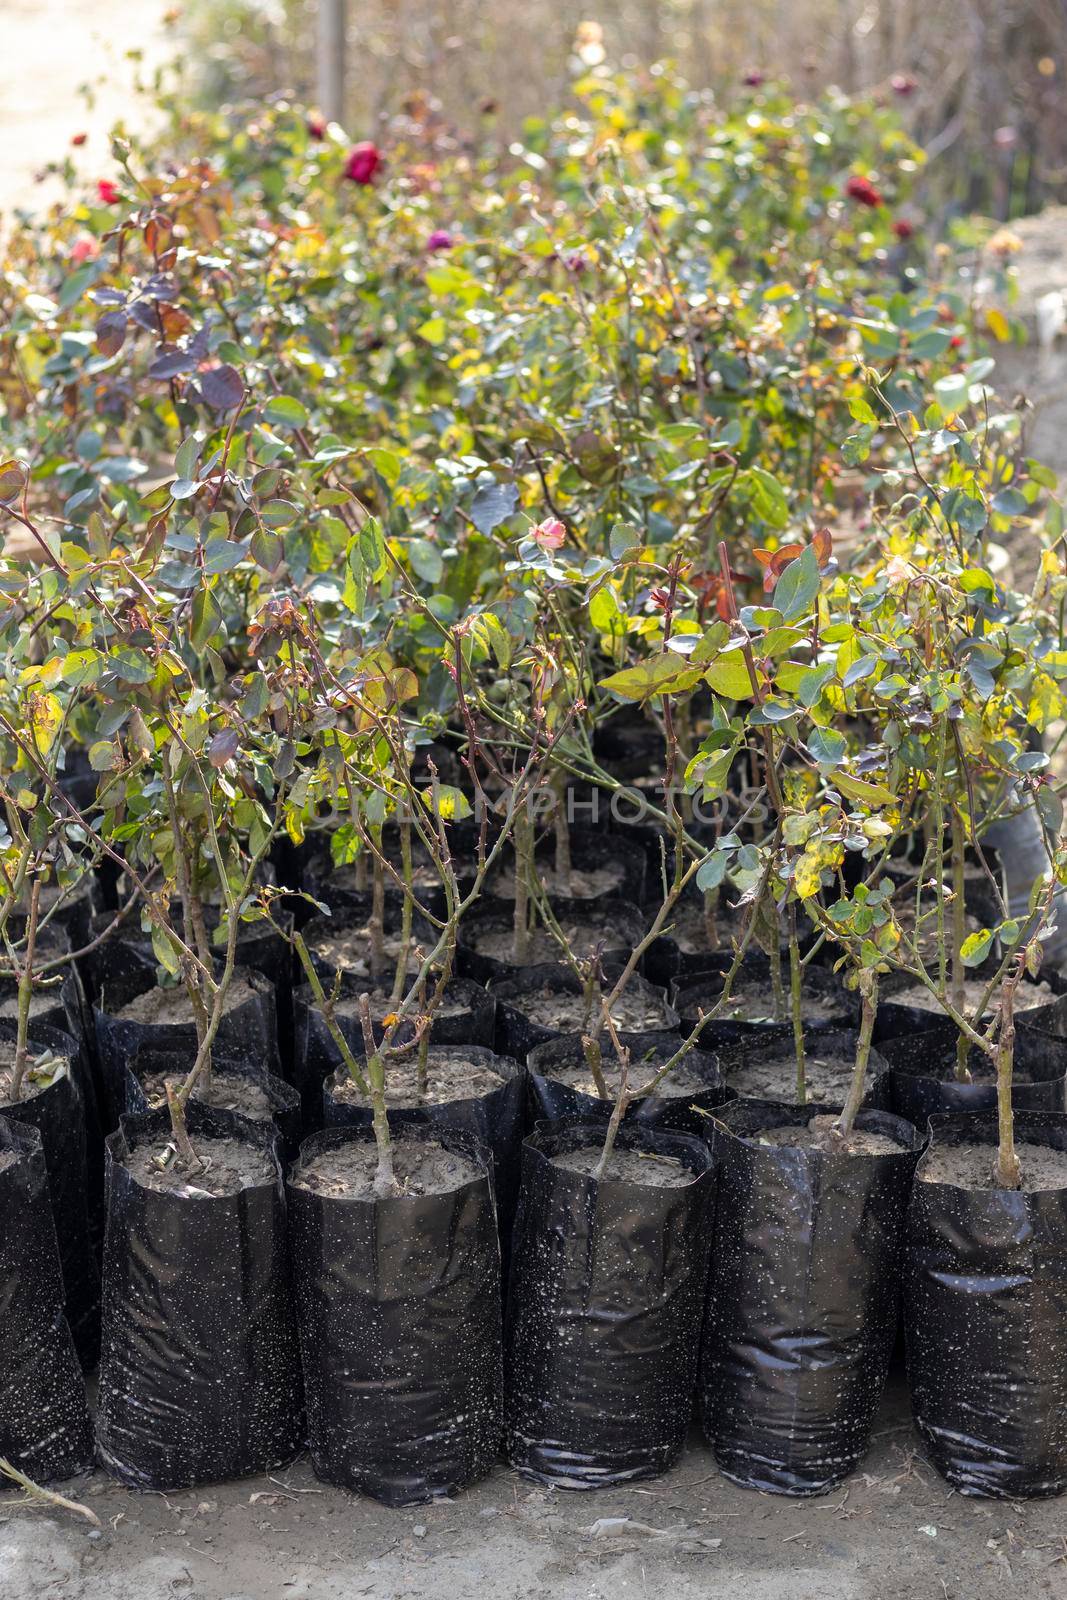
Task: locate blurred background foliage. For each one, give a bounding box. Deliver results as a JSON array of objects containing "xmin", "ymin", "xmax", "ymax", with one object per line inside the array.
[{"xmin": 178, "ymin": 0, "xmax": 1067, "ymax": 225}]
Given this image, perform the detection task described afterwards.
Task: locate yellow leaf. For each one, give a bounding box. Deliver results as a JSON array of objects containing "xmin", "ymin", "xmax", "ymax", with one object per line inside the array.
[
  {"xmin": 985, "ymin": 307, "xmax": 1011, "ymax": 343},
  {"xmin": 705, "ymin": 649, "xmax": 757, "ymax": 700}
]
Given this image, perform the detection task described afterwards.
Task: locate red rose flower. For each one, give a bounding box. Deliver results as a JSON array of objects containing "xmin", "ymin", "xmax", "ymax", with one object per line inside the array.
[
  {"xmin": 96, "ymin": 179, "xmax": 120, "ymax": 205},
  {"xmin": 949, "ymin": 334, "xmax": 964, "ymax": 349},
  {"xmin": 71, "ymin": 132, "xmax": 88, "ymax": 147},
  {"xmin": 426, "ymin": 228, "xmax": 454, "ymax": 252},
  {"xmin": 892, "ymin": 217, "xmax": 915, "ymax": 240},
  {"xmin": 70, "ymin": 235, "xmax": 100, "ymax": 264},
  {"xmin": 344, "ymin": 142, "xmax": 382, "ymax": 184},
  {"xmin": 844, "ymin": 174, "xmax": 884, "ymax": 208},
  {"xmin": 307, "ymin": 114, "xmax": 327, "ymax": 140}
]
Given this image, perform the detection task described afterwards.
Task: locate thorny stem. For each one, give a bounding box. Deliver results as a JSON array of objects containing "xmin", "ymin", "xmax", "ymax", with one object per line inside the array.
[
  {"xmin": 358, "ymin": 993, "xmax": 397, "ymax": 1198},
  {"xmin": 836, "ymin": 969, "xmax": 877, "ymax": 1141},
  {"xmin": 512, "ymin": 805, "xmax": 534, "ymax": 965},
  {"xmin": 951, "ymin": 809, "xmax": 971, "ymax": 1083},
  {"xmin": 789, "ymin": 908, "xmax": 806, "ymax": 1106},
  {"xmin": 391, "ymin": 814, "xmax": 414, "ymax": 1009},
  {"xmin": 552, "ymin": 768, "xmax": 572, "ymax": 887},
  {"xmin": 994, "ymin": 953, "xmax": 1024, "ymax": 1189},
  {"xmin": 369, "ymin": 826, "xmax": 387, "ymax": 983},
  {"xmin": 10, "ymin": 877, "xmax": 40, "ymax": 1104}
]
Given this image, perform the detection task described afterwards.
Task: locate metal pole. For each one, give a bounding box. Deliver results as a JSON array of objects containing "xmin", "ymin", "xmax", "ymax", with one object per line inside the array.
[{"xmin": 316, "ymin": 0, "xmax": 347, "ymax": 125}]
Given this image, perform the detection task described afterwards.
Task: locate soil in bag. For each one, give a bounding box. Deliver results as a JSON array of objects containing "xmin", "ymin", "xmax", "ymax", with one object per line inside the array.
[
  {"xmin": 716, "ymin": 1028, "xmax": 893, "ymax": 1110},
  {"xmin": 881, "ymin": 1022, "xmax": 1067, "ymax": 1125},
  {"xmin": 93, "ymin": 965, "xmax": 279, "ymax": 1131},
  {"xmin": 322, "ymin": 1045, "xmax": 525, "ymax": 1264},
  {"xmin": 904, "ymin": 1109, "xmax": 1067, "ymax": 1498},
  {"xmin": 526, "ymin": 1033, "xmax": 729, "ymax": 1136},
  {"xmin": 288, "ymin": 1122, "xmax": 502, "ymax": 1505},
  {"xmin": 457, "ymin": 897, "xmax": 646, "ymax": 985},
  {"xmin": 489, "ymin": 964, "xmax": 677, "ymax": 1061},
  {"xmin": 700, "ymin": 1099, "xmax": 923, "ymax": 1496},
  {"xmin": 292, "ymin": 976, "xmax": 495, "ymax": 1129},
  {"xmin": 96, "ymin": 1103, "xmax": 303, "ymax": 1490},
  {"xmin": 874, "ymin": 968, "xmax": 1067, "ymax": 1047},
  {"xmin": 0, "ymin": 1117, "xmax": 94, "ymax": 1484},
  {"xmin": 505, "ymin": 1120, "xmax": 715, "ymax": 1488},
  {"xmin": 484, "ymin": 826, "xmax": 647, "ymax": 908},
  {"xmin": 124, "ymin": 1043, "xmax": 302, "ymax": 1162},
  {"xmin": 0, "ymin": 1023, "xmax": 100, "ymax": 1369},
  {"xmin": 671, "ymin": 954, "xmax": 856, "ymax": 1049}
]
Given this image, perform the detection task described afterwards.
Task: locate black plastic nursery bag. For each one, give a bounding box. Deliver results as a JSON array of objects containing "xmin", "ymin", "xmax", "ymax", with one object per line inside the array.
[
  {"xmin": 322, "ymin": 1045, "xmax": 526, "ymax": 1243},
  {"xmin": 0, "ymin": 1022, "xmax": 100, "ymax": 1370},
  {"xmin": 0, "ymin": 1117, "xmax": 93, "ymax": 1483},
  {"xmin": 93, "ymin": 965, "xmax": 280, "ymax": 1132},
  {"xmin": 904, "ymin": 1109, "xmax": 1067, "ymax": 1498},
  {"xmin": 505, "ymin": 1120, "xmax": 715, "ymax": 1488},
  {"xmin": 883, "ymin": 1022, "xmax": 1067, "ymax": 1126},
  {"xmin": 96, "ymin": 1103, "xmax": 303, "ymax": 1490},
  {"xmin": 124, "ymin": 1044, "xmax": 302, "ymax": 1162},
  {"xmin": 292, "ymin": 977, "xmax": 496, "ymax": 1130},
  {"xmin": 700, "ymin": 1099, "xmax": 923, "ymax": 1496},
  {"xmin": 525, "ymin": 1033, "xmax": 730, "ymax": 1136},
  {"xmin": 287, "ymin": 1122, "xmax": 502, "ymax": 1505}
]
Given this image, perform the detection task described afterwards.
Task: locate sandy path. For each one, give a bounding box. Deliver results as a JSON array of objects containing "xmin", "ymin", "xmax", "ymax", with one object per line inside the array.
[{"xmin": 0, "ymin": 0, "xmax": 171, "ymax": 220}]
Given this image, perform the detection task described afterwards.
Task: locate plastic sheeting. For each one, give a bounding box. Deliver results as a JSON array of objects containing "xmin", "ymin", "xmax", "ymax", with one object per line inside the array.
[
  {"xmin": 96, "ymin": 1104, "xmax": 303, "ymax": 1490},
  {"xmin": 0, "ymin": 1117, "xmax": 93, "ymax": 1483},
  {"xmin": 904, "ymin": 1109, "xmax": 1067, "ymax": 1498},
  {"xmin": 671, "ymin": 956, "xmax": 857, "ymax": 1050},
  {"xmin": 288, "ymin": 1122, "xmax": 502, "ymax": 1505},
  {"xmin": 505, "ymin": 1121, "xmax": 715, "ymax": 1487},
  {"xmin": 124, "ymin": 1045, "xmax": 302, "ymax": 1162},
  {"xmin": 700, "ymin": 1099, "xmax": 923, "ymax": 1496},
  {"xmin": 457, "ymin": 897, "xmax": 647, "ymax": 986}
]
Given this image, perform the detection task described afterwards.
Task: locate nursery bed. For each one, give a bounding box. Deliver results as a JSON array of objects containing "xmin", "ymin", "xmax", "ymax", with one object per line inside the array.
[{"xmin": 4, "ymin": 1375, "xmax": 1062, "ymax": 1600}]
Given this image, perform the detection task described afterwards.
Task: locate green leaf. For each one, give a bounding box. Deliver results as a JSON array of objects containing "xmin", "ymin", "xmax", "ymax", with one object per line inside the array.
[
  {"xmin": 609, "ymin": 522, "xmax": 641, "ymax": 561},
  {"xmin": 409, "ymin": 538, "xmax": 443, "ymax": 584},
  {"xmin": 589, "ymin": 586, "xmax": 625, "ymax": 636},
  {"xmin": 190, "ymin": 585, "xmax": 223, "ymax": 652},
  {"xmin": 773, "ymin": 545, "xmax": 821, "ymax": 623},
  {"xmin": 470, "ymin": 480, "xmax": 518, "ymax": 536},
  {"xmin": 175, "ymin": 435, "xmax": 200, "ymax": 481},
  {"xmin": 960, "ymin": 929, "xmax": 994, "ymax": 968},
  {"xmin": 152, "ymin": 924, "xmax": 181, "ymax": 977},
  {"xmin": 704, "ymin": 650, "xmax": 755, "ymax": 700},
  {"xmin": 807, "ymin": 726, "xmax": 848, "ymax": 769},
  {"xmin": 598, "ymin": 652, "xmax": 700, "ymax": 701},
  {"xmin": 264, "ymin": 395, "xmax": 309, "ymax": 429},
  {"xmin": 696, "ymin": 852, "xmax": 728, "ymax": 892},
  {"xmin": 420, "ymin": 785, "xmax": 473, "ymax": 821},
  {"xmin": 747, "ymin": 467, "xmax": 789, "ymax": 528}
]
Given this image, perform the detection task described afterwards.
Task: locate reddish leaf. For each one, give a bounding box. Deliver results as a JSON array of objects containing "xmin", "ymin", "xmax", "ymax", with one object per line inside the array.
[
  {"xmin": 148, "ymin": 349, "xmax": 194, "ymax": 380},
  {"xmin": 94, "ymin": 311, "xmax": 127, "ymax": 358},
  {"xmin": 208, "ymin": 727, "xmax": 239, "ymax": 768},
  {"xmin": 199, "ymin": 364, "xmax": 244, "ymax": 412}
]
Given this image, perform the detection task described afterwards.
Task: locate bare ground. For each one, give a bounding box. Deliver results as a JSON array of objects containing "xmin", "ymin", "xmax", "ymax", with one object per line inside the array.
[
  {"xmin": 0, "ymin": 0, "xmax": 170, "ymax": 223},
  {"xmin": 3, "ymin": 1376, "xmax": 1067, "ymax": 1600}
]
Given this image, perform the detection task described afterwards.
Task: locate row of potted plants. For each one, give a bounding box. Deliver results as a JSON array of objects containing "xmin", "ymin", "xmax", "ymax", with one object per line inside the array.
[{"xmin": 1, "ymin": 53, "xmax": 1066, "ymax": 1508}]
